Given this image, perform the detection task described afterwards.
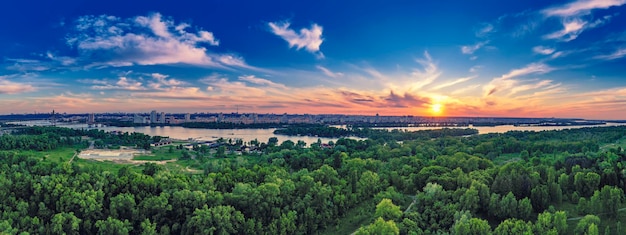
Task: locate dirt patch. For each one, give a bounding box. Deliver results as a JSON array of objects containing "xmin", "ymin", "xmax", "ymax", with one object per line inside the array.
[
  {"xmin": 79, "ymin": 149, "xmax": 146, "ymax": 160},
  {"xmin": 78, "ymin": 149, "xmax": 173, "ymax": 165},
  {"xmin": 108, "ymin": 159, "xmax": 177, "ymax": 165}
]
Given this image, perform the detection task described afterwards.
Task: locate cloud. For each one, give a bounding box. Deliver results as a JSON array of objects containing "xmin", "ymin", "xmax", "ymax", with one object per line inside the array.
[
  {"xmin": 46, "ymin": 52, "xmax": 76, "ymax": 66},
  {"xmin": 484, "ymin": 63, "xmax": 554, "ymax": 96},
  {"xmin": 461, "ymin": 41, "xmax": 489, "ymax": 55},
  {"xmin": 469, "ymin": 65, "xmax": 482, "ymax": 73},
  {"xmin": 594, "ymin": 48, "xmax": 626, "ymax": 60},
  {"xmin": 382, "ymin": 91, "xmax": 430, "ymax": 108},
  {"xmin": 339, "ymin": 90, "xmax": 430, "ymax": 108},
  {"xmin": 0, "ymin": 75, "xmax": 36, "ymax": 94},
  {"xmin": 316, "ymin": 65, "xmax": 344, "ymax": 78},
  {"xmin": 5, "ymin": 58, "xmax": 51, "ymax": 72},
  {"xmin": 406, "ymin": 51, "xmax": 441, "ymax": 91},
  {"xmin": 268, "ymin": 21, "xmax": 324, "ymax": 58},
  {"xmin": 533, "ymin": 46, "xmax": 556, "ymax": 55},
  {"xmin": 544, "ymin": 18, "xmax": 588, "ymax": 41},
  {"xmin": 431, "ymin": 76, "xmax": 475, "ymax": 90},
  {"xmin": 542, "ymin": 0, "xmax": 626, "ymax": 17},
  {"xmin": 148, "ymin": 73, "xmax": 185, "ymax": 90},
  {"xmin": 66, "ymin": 13, "xmax": 247, "ymax": 68},
  {"xmin": 90, "ymin": 77, "xmax": 146, "ymax": 91},
  {"xmin": 499, "ymin": 63, "xmax": 553, "ymax": 80},
  {"xmin": 542, "ymin": 0, "xmax": 621, "ymax": 41},
  {"xmin": 475, "ymin": 23, "xmax": 494, "ymax": 37},
  {"xmin": 341, "ymin": 91, "xmax": 375, "ymax": 103},
  {"xmin": 238, "ymin": 75, "xmax": 288, "ymax": 89}
]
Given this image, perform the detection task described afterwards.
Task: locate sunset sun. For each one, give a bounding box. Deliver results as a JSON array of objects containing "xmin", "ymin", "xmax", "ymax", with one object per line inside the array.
[{"xmin": 430, "ymin": 103, "xmax": 443, "ymax": 115}]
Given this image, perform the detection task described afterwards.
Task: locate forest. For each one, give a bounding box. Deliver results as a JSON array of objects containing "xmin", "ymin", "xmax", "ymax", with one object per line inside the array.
[{"xmin": 1, "ymin": 125, "xmax": 626, "ymax": 234}]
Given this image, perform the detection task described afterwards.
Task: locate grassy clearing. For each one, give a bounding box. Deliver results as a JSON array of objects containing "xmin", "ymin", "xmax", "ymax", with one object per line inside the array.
[
  {"xmin": 319, "ymin": 195, "xmax": 412, "ymax": 235},
  {"xmin": 492, "ymin": 153, "xmax": 521, "ymax": 165},
  {"xmin": 26, "ymin": 147, "xmax": 78, "ymax": 163},
  {"xmin": 319, "ymin": 198, "xmax": 377, "ymax": 235},
  {"xmin": 133, "ymin": 145, "xmax": 184, "ymax": 161},
  {"xmin": 601, "ymin": 137, "xmax": 626, "ymax": 151},
  {"xmin": 554, "ymin": 201, "xmax": 626, "ymax": 235},
  {"xmin": 74, "ymin": 158, "xmax": 131, "ymax": 172}
]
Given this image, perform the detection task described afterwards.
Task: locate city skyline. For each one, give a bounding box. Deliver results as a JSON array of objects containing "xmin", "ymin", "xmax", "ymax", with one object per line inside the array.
[{"xmin": 1, "ymin": 0, "xmax": 626, "ymax": 119}]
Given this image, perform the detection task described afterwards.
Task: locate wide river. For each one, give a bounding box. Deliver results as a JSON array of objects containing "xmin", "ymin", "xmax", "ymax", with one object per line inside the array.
[{"xmin": 10, "ymin": 120, "xmax": 626, "ymax": 144}]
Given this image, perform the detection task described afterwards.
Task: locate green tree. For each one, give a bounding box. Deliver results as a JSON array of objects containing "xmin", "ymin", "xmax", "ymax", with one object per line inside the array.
[
  {"xmin": 493, "ymin": 219, "xmax": 533, "ymax": 235},
  {"xmin": 452, "ymin": 213, "xmax": 492, "ymax": 235},
  {"xmin": 517, "ymin": 198, "xmax": 533, "ymax": 221},
  {"xmin": 586, "ymin": 223, "xmax": 598, "ymax": 235},
  {"xmin": 531, "ymin": 185, "xmax": 550, "ymax": 212},
  {"xmin": 553, "ymin": 211, "xmax": 568, "ymax": 235},
  {"xmin": 355, "ymin": 217, "xmax": 399, "ymax": 235},
  {"xmin": 182, "ymin": 205, "xmax": 247, "ymax": 235},
  {"xmin": 109, "ymin": 193, "xmax": 137, "ymax": 222},
  {"xmin": 51, "ymin": 212, "xmax": 82, "ymax": 235},
  {"xmin": 95, "ymin": 217, "xmax": 133, "ymax": 235},
  {"xmin": 460, "ymin": 187, "xmax": 480, "ymax": 214},
  {"xmin": 574, "ymin": 172, "xmax": 600, "ymax": 197},
  {"xmin": 374, "ymin": 198, "xmax": 402, "ymax": 221},
  {"xmin": 215, "ymin": 146, "xmax": 226, "ymax": 158},
  {"xmin": 575, "ymin": 215, "xmax": 600, "ymax": 235},
  {"xmin": 500, "ymin": 192, "xmax": 518, "ymax": 218},
  {"xmin": 140, "ymin": 219, "xmax": 157, "ymax": 235}
]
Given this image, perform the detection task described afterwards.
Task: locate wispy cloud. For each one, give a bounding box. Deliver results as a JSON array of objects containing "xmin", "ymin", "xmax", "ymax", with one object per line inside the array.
[
  {"xmin": 545, "ymin": 19, "xmax": 587, "ymax": 41},
  {"xmin": 461, "ymin": 41, "xmax": 489, "ymax": 55},
  {"xmin": 0, "ymin": 75, "xmax": 36, "ymax": 94},
  {"xmin": 316, "ymin": 65, "xmax": 344, "ymax": 78},
  {"xmin": 268, "ymin": 21, "xmax": 324, "ymax": 58},
  {"xmin": 542, "ymin": 0, "xmax": 622, "ymax": 41},
  {"xmin": 89, "ymin": 77, "xmax": 146, "ymax": 91},
  {"xmin": 542, "ymin": 0, "xmax": 626, "ymax": 17},
  {"xmin": 66, "ymin": 13, "xmax": 247, "ymax": 68},
  {"xmin": 484, "ymin": 63, "xmax": 554, "ymax": 96},
  {"xmin": 431, "ymin": 76, "xmax": 475, "ymax": 90},
  {"xmin": 533, "ymin": 46, "xmax": 556, "ymax": 55},
  {"xmin": 148, "ymin": 73, "xmax": 186, "ymax": 90},
  {"xmin": 475, "ymin": 23, "xmax": 494, "ymax": 37},
  {"xmin": 469, "ymin": 65, "xmax": 482, "ymax": 73},
  {"xmin": 404, "ymin": 51, "xmax": 441, "ymax": 92},
  {"xmin": 593, "ymin": 48, "xmax": 626, "ymax": 60},
  {"xmin": 238, "ymin": 75, "xmax": 288, "ymax": 90},
  {"xmin": 498, "ymin": 63, "xmax": 553, "ymax": 80}
]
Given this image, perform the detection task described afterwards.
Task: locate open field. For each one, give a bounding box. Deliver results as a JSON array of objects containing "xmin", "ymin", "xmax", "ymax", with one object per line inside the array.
[{"xmin": 601, "ymin": 137, "xmax": 626, "ymax": 151}]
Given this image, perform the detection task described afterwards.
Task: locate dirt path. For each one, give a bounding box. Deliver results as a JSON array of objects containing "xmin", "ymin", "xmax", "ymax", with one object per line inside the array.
[{"xmin": 68, "ymin": 151, "xmax": 78, "ymax": 163}]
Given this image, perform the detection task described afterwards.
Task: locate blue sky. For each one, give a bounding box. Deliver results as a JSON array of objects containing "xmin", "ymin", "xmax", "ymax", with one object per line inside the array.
[{"xmin": 1, "ymin": 0, "xmax": 626, "ymax": 119}]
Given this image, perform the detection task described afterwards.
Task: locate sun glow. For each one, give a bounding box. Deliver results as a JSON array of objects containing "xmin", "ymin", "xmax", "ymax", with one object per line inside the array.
[{"xmin": 430, "ymin": 103, "xmax": 443, "ymax": 115}]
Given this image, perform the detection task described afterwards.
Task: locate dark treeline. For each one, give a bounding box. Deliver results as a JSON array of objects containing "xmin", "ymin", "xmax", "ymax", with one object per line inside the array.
[
  {"xmin": 4, "ymin": 126, "xmax": 163, "ymax": 150},
  {"xmin": 1, "ymin": 126, "xmax": 626, "ymax": 234},
  {"xmin": 274, "ymin": 125, "xmax": 478, "ymax": 141}
]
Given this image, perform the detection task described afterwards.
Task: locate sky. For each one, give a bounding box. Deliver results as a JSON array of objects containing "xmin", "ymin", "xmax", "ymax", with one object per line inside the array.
[{"xmin": 1, "ymin": 0, "xmax": 626, "ymax": 119}]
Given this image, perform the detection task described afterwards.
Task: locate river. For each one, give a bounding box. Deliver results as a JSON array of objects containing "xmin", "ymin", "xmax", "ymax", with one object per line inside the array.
[{"xmin": 9, "ymin": 120, "xmax": 626, "ymax": 144}]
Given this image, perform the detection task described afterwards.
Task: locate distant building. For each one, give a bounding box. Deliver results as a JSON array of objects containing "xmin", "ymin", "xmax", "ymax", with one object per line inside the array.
[
  {"xmin": 88, "ymin": 113, "xmax": 95, "ymax": 124},
  {"xmin": 133, "ymin": 114, "xmax": 147, "ymax": 124},
  {"xmin": 185, "ymin": 113, "xmax": 191, "ymax": 122},
  {"xmin": 160, "ymin": 112, "xmax": 166, "ymax": 124},
  {"xmin": 150, "ymin": 110, "xmax": 157, "ymax": 123}
]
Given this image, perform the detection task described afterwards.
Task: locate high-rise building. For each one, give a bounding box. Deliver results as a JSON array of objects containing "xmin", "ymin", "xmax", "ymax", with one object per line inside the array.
[
  {"xmin": 150, "ymin": 110, "xmax": 157, "ymax": 123},
  {"xmin": 185, "ymin": 113, "xmax": 191, "ymax": 122},
  {"xmin": 160, "ymin": 112, "xmax": 166, "ymax": 124},
  {"xmin": 88, "ymin": 113, "xmax": 95, "ymax": 124}
]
